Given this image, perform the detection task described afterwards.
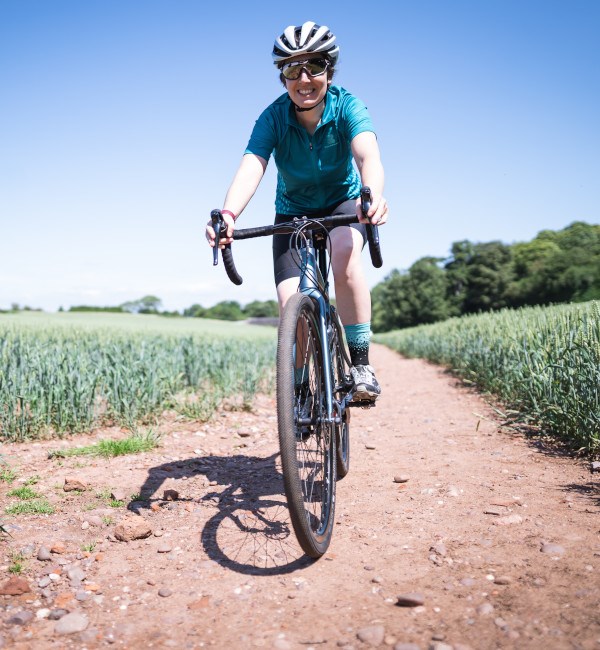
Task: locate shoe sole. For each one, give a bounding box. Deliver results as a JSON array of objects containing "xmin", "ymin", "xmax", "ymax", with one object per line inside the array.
[{"xmin": 351, "ymin": 387, "xmax": 380, "ymax": 402}]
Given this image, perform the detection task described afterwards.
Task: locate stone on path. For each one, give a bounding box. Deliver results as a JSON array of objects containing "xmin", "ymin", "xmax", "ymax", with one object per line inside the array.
[
  {"xmin": 494, "ymin": 514, "xmax": 523, "ymax": 526},
  {"xmin": 541, "ymin": 542, "xmax": 565, "ymax": 556},
  {"xmin": 114, "ymin": 515, "xmax": 152, "ymax": 542},
  {"xmin": 54, "ymin": 612, "xmax": 89, "ymax": 635},
  {"xmin": 37, "ymin": 546, "xmax": 52, "ymax": 561},
  {"xmin": 7, "ymin": 611, "xmax": 34, "ymax": 626},
  {"xmin": 110, "ymin": 488, "xmax": 128, "ymax": 502},
  {"xmin": 396, "ymin": 592, "xmax": 425, "ymax": 607},
  {"xmin": 63, "ymin": 477, "xmax": 86, "ymax": 492},
  {"xmin": 0, "ymin": 576, "xmax": 31, "ymax": 595},
  {"xmin": 356, "ymin": 625, "xmax": 385, "ymax": 646}
]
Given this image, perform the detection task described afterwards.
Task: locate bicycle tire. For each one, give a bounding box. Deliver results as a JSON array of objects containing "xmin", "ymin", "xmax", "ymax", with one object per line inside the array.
[
  {"xmin": 277, "ymin": 293, "xmax": 336, "ymax": 558},
  {"xmin": 330, "ymin": 318, "xmax": 351, "ymax": 479}
]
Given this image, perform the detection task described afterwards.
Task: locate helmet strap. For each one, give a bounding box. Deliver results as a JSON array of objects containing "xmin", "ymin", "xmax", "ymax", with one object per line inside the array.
[{"xmin": 293, "ymin": 96, "xmax": 326, "ymax": 112}]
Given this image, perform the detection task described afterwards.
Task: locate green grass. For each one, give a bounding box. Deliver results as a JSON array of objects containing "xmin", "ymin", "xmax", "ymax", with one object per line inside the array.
[
  {"xmin": 0, "ymin": 312, "xmax": 276, "ymax": 441},
  {"xmin": 48, "ymin": 429, "xmax": 161, "ymax": 459},
  {"xmin": 8, "ymin": 552, "xmax": 26, "ymax": 574},
  {"xmin": 5, "ymin": 499, "xmax": 55, "ymax": 515},
  {"xmin": 375, "ymin": 300, "xmax": 600, "ymax": 454},
  {"xmin": 7, "ymin": 486, "xmax": 40, "ymax": 500},
  {"xmin": 0, "ymin": 468, "xmax": 17, "ymax": 483}
]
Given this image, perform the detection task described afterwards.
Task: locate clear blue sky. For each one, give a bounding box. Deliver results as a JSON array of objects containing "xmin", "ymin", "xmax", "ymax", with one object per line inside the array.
[{"xmin": 1, "ymin": 0, "xmax": 598, "ymax": 312}]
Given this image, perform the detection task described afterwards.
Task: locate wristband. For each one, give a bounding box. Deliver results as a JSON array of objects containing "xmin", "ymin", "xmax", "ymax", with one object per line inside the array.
[{"xmin": 221, "ymin": 209, "xmax": 236, "ymax": 221}]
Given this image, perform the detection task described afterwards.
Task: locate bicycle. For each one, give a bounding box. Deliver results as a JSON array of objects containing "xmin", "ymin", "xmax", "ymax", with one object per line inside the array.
[{"xmin": 210, "ymin": 187, "xmax": 383, "ymax": 558}]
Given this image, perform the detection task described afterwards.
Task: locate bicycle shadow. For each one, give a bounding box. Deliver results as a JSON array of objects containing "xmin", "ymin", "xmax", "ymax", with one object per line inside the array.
[{"xmin": 128, "ymin": 452, "xmax": 312, "ymax": 575}]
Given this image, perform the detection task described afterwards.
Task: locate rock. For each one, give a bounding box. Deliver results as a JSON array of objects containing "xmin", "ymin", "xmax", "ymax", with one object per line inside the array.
[
  {"xmin": 446, "ymin": 485, "xmax": 461, "ymax": 497},
  {"xmin": 484, "ymin": 507, "xmax": 503, "ymax": 516},
  {"xmin": 396, "ymin": 592, "xmax": 425, "ymax": 607},
  {"xmin": 365, "ymin": 444, "xmax": 376, "ymax": 450},
  {"xmin": 0, "ymin": 576, "xmax": 31, "ymax": 595},
  {"xmin": 51, "ymin": 542, "xmax": 67, "ymax": 554},
  {"xmin": 54, "ymin": 592, "xmax": 75, "ymax": 608},
  {"xmin": 38, "ymin": 576, "xmax": 51, "ymax": 588},
  {"xmin": 430, "ymin": 542, "xmax": 447, "ymax": 557},
  {"xmin": 356, "ymin": 625, "xmax": 385, "ymax": 646},
  {"xmin": 477, "ymin": 603, "xmax": 494, "ymax": 615},
  {"xmin": 158, "ymin": 588, "xmax": 172, "ymax": 597},
  {"xmin": 494, "ymin": 514, "xmax": 523, "ymax": 526},
  {"xmin": 36, "ymin": 608, "xmax": 51, "ymax": 620},
  {"xmin": 114, "ymin": 516, "xmax": 152, "ymax": 542},
  {"xmin": 109, "ymin": 489, "xmax": 127, "ymax": 503},
  {"xmin": 393, "ymin": 644, "xmax": 421, "ymax": 650},
  {"xmin": 591, "ymin": 461, "xmax": 600, "ymax": 473},
  {"xmin": 54, "ymin": 612, "xmax": 89, "ymax": 635},
  {"xmin": 87, "ymin": 515, "xmax": 104, "ymax": 527},
  {"xmin": 393, "ymin": 475, "xmax": 410, "ymax": 483},
  {"xmin": 163, "ymin": 489, "xmax": 179, "ymax": 501},
  {"xmin": 67, "ymin": 567, "xmax": 86, "ymax": 583},
  {"xmin": 7, "ymin": 610, "xmax": 34, "ymax": 626},
  {"xmin": 494, "ymin": 575, "xmax": 513, "ymax": 585},
  {"xmin": 48, "ymin": 609, "xmax": 69, "ymax": 620},
  {"xmin": 541, "ymin": 543, "xmax": 565, "ymax": 556},
  {"xmin": 63, "ymin": 477, "xmax": 86, "ymax": 492},
  {"xmin": 37, "ymin": 546, "xmax": 52, "ymax": 561},
  {"xmin": 157, "ymin": 545, "xmax": 173, "ymax": 554}
]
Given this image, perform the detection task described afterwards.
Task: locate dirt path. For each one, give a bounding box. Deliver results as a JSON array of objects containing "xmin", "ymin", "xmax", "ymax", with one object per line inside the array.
[{"xmin": 1, "ymin": 344, "xmax": 599, "ymax": 650}]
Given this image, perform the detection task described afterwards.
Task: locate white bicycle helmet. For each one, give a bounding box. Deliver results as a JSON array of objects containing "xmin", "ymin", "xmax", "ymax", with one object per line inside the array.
[{"xmin": 272, "ymin": 21, "xmax": 339, "ymax": 66}]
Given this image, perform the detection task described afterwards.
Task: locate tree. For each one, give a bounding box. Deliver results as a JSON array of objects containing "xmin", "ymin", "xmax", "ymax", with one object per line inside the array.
[
  {"xmin": 371, "ymin": 270, "xmax": 413, "ymax": 332},
  {"xmin": 121, "ymin": 296, "xmax": 162, "ymax": 314},
  {"xmin": 204, "ymin": 301, "xmax": 245, "ymax": 321},
  {"xmin": 183, "ymin": 304, "xmax": 206, "ymax": 318},
  {"xmin": 461, "ymin": 241, "xmax": 513, "ymax": 313},
  {"xmin": 404, "ymin": 257, "xmax": 455, "ymax": 324},
  {"xmin": 244, "ymin": 300, "xmax": 279, "ymax": 318}
]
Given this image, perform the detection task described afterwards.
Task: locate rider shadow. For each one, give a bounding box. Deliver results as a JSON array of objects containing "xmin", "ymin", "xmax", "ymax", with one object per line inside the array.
[{"xmin": 128, "ymin": 452, "xmax": 312, "ymax": 575}]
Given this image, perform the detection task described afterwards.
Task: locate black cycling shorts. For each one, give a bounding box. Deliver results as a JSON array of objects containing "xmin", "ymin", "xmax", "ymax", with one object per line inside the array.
[{"xmin": 272, "ymin": 199, "xmax": 367, "ymax": 286}]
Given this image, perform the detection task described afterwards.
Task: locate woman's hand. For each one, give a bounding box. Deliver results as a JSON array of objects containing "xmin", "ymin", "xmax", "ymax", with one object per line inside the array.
[
  {"xmin": 205, "ymin": 213, "xmax": 236, "ymax": 249},
  {"xmin": 356, "ymin": 195, "xmax": 389, "ymax": 226}
]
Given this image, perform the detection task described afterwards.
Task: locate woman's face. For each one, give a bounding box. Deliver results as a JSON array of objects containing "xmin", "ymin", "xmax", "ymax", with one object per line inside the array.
[{"xmin": 282, "ymin": 53, "xmax": 330, "ymax": 111}]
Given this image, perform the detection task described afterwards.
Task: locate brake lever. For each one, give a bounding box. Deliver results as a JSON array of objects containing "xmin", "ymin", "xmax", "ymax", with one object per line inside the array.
[{"xmin": 210, "ymin": 209, "xmax": 223, "ymax": 266}]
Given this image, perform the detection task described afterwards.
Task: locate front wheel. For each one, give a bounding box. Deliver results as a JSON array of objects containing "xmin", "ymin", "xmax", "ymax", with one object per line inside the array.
[{"xmin": 277, "ymin": 293, "xmax": 336, "ymax": 558}]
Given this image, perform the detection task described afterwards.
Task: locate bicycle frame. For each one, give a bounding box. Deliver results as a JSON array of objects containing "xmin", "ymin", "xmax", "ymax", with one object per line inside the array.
[{"xmin": 298, "ymin": 234, "xmax": 339, "ymax": 430}]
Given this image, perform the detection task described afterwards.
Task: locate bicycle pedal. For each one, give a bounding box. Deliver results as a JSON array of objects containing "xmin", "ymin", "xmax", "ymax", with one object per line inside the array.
[{"xmin": 348, "ymin": 400, "xmax": 377, "ymax": 409}]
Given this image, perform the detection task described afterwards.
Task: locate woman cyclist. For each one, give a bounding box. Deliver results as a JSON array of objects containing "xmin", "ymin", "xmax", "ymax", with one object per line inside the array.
[{"xmin": 206, "ymin": 21, "xmax": 388, "ymax": 401}]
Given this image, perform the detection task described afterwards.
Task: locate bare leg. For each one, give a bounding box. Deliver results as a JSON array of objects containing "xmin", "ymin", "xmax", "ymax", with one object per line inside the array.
[{"xmin": 328, "ymin": 227, "xmax": 371, "ymax": 326}]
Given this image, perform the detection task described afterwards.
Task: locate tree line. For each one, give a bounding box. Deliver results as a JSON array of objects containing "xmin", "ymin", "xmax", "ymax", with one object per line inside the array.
[
  {"xmin": 66, "ymin": 296, "xmax": 279, "ymax": 321},
  {"xmin": 372, "ymin": 221, "xmax": 600, "ymax": 332}
]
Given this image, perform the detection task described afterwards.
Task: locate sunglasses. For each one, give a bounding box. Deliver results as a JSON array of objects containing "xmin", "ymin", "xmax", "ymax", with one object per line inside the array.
[{"xmin": 281, "ymin": 58, "xmax": 329, "ymax": 80}]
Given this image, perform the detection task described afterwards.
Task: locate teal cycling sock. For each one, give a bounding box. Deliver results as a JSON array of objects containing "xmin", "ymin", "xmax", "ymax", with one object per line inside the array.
[{"xmin": 344, "ymin": 322, "xmax": 371, "ymax": 366}]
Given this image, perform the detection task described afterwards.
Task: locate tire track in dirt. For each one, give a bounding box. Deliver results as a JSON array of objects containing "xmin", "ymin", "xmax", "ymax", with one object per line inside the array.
[{"xmin": 1, "ymin": 344, "xmax": 599, "ymax": 649}]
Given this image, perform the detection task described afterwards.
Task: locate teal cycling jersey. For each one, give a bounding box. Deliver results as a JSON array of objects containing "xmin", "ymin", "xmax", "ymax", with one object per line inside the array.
[{"xmin": 244, "ymin": 86, "xmax": 375, "ymax": 215}]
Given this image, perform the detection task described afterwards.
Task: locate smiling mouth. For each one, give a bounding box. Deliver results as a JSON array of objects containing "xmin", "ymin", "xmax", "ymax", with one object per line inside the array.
[{"xmin": 297, "ymin": 88, "xmax": 316, "ymax": 97}]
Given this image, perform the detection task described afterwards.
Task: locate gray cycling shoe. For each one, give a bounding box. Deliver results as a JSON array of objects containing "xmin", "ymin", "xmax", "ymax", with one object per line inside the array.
[{"xmin": 350, "ymin": 365, "xmax": 381, "ymax": 402}]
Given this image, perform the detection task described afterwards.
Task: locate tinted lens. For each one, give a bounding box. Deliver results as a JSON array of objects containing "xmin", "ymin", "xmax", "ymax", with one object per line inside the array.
[{"xmin": 282, "ymin": 59, "xmax": 328, "ymax": 80}]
